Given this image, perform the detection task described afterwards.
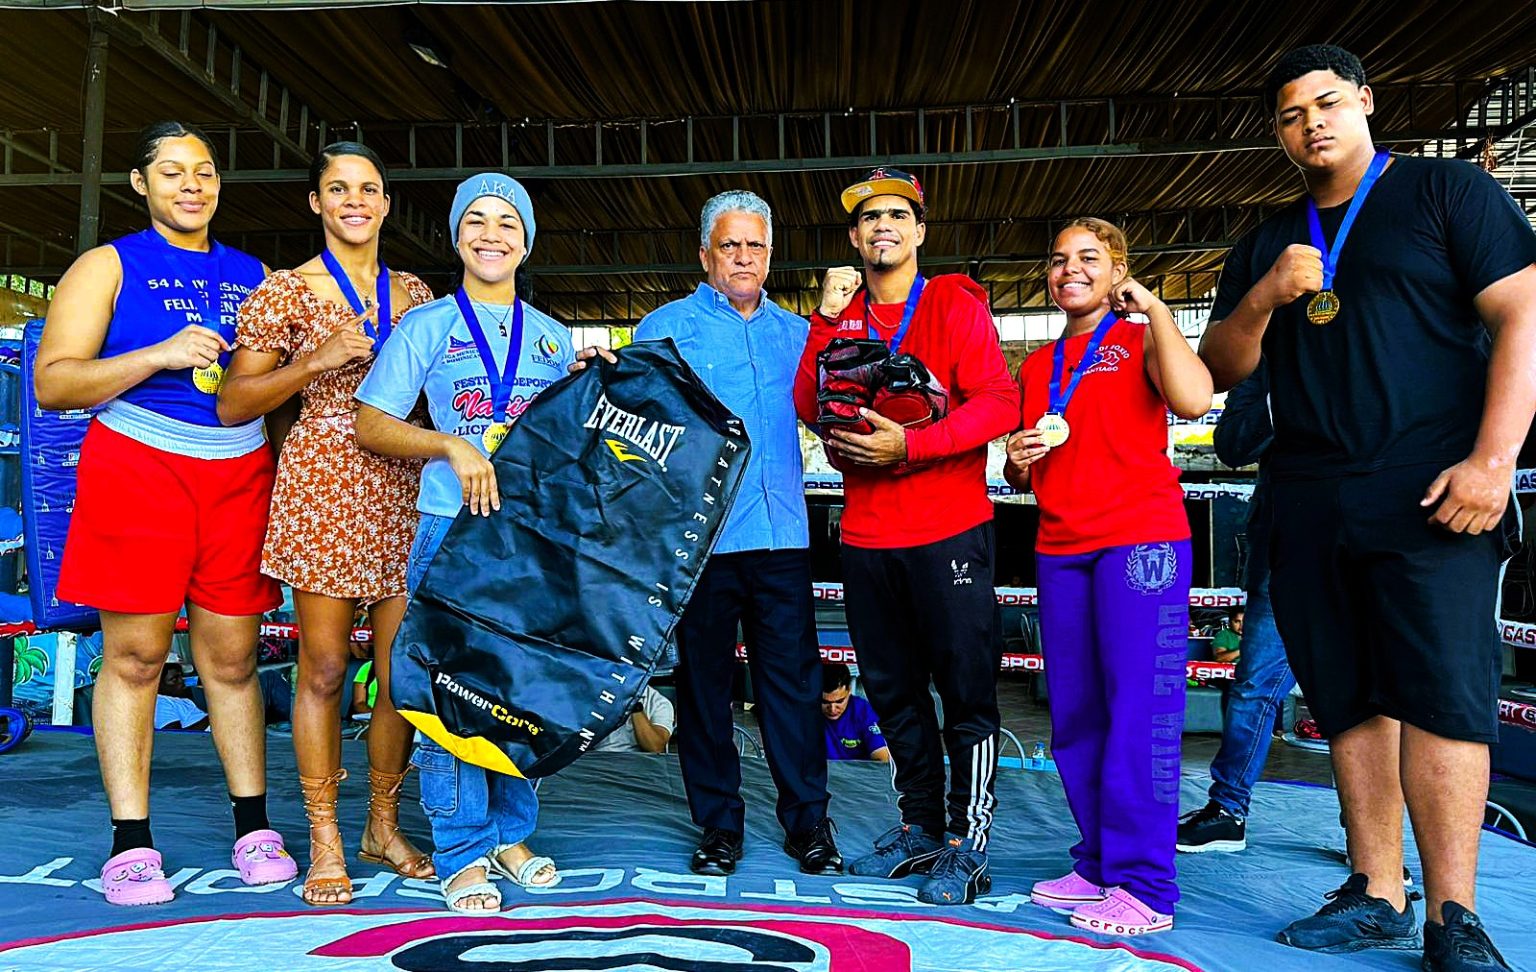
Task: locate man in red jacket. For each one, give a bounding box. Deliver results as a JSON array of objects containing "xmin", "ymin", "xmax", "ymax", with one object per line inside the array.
[{"xmin": 794, "ymin": 167, "xmax": 1019, "ymax": 904}]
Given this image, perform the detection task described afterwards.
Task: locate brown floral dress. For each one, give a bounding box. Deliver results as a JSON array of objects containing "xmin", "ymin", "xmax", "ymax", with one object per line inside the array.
[{"xmin": 237, "ymin": 269, "xmax": 434, "ymax": 602}]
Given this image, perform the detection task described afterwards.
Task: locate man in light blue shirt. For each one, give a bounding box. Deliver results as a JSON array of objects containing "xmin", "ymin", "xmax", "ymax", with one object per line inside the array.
[{"xmin": 634, "ymin": 190, "xmax": 839, "ymax": 878}]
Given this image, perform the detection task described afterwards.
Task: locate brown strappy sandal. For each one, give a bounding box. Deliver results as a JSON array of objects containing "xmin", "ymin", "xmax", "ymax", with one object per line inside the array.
[
  {"xmin": 298, "ymin": 768, "xmax": 353, "ymax": 906},
  {"xmin": 357, "ymin": 767, "xmax": 436, "ymax": 880}
]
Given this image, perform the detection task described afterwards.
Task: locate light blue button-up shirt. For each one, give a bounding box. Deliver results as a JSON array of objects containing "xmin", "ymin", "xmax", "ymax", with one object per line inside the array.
[{"xmin": 634, "ymin": 282, "xmax": 810, "ymax": 554}]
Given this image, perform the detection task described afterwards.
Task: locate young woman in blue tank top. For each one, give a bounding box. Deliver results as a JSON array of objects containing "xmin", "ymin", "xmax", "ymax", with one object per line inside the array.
[{"xmin": 35, "ymin": 122, "xmax": 295, "ymax": 907}]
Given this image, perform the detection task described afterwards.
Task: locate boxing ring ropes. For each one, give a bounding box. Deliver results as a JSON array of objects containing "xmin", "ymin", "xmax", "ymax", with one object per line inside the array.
[{"xmin": 6, "ymin": 475, "xmax": 1536, "ymax": 742}]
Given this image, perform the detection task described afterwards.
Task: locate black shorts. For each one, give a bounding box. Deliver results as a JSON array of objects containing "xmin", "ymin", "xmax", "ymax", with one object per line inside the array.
[{"xmin": 1268, "ymin": 462, "xmax": 1519, "ymax": 744}]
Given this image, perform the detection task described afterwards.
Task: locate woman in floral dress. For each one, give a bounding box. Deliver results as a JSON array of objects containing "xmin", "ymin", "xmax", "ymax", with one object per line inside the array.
[{"xmin": 218, "ymin": 142, "xmax": 435, "ymax": 905}]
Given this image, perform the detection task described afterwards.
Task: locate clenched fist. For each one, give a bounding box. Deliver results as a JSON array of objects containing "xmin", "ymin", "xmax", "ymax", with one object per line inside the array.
[
  {"xmin": 818, "ymin": 266, "xmax": 863, "ymax": 320},
  {"xmin": 152, "ymin": 324, "xmax": 229, "ymax": 371},
  {"xmin": 1110, "ymin": 276, "xmax": 1162, "ymax": 318},
  {"xmin": 1259, "ymin": 244, "xmax": 1324, "ymax": 311}
]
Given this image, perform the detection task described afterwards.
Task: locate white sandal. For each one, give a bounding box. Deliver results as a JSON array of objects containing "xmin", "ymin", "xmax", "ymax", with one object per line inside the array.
[
  {"xmin": 488, "ymin": 844, "xmax": 560, "ymax": 888},
  {"xmin": 441, "ymin": 858, "xmax": 502, "ymax": 914}
]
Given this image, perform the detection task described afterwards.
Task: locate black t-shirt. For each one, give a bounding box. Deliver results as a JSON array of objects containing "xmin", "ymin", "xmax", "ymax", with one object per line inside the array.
[{"xmin": 1211, "ymin": 154, "xmax": 1536, "ymax": 481}]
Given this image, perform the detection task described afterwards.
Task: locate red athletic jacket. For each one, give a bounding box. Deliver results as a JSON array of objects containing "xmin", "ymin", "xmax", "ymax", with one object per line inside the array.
[{"xmin": 794, "ymin": 274, "xmax": 1020, "ymax": 549}]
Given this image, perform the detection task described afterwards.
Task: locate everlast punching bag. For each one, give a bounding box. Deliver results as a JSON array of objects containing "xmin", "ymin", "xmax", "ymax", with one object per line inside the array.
[{"xmin": 392, "ymin": 339, "xmax": 750, "ymax": 778}]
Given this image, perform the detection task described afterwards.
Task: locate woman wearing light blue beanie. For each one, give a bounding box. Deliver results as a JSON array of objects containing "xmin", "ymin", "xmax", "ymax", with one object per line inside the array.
[{"xmin": 354, "ymin": 173, "xmax": 576, "ymax": 913}]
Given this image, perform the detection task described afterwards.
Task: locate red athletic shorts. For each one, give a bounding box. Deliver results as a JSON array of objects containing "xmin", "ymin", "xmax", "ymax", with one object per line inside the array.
[{"xmin": 57, "ymin": 421, "xmax": 282, "ymax": 616}]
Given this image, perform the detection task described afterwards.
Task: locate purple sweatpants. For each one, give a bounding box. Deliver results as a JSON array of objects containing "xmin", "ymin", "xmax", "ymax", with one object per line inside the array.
[{"xmin": 1037, "ymin": 540, "xmax": 1190, "ymax": 915}]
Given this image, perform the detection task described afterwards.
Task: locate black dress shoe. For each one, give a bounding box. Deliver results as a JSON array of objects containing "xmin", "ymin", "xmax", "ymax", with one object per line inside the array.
[
  {"xmin": 690, "ymin": 827, "xmax": 744, "ymax": 876},
  {"xmin": 784, "ymin": 817, "xmax": 844, "ymax": 875}
]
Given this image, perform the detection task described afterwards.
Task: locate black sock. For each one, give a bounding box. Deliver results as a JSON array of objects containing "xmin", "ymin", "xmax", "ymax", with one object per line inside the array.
[
  {"xmin": 110, "ymin": 818, "xmax": 153, "ymax": 857},
  {"xmin": 231, "ymin": 793, "xmax": 270, "ymax": 840}
]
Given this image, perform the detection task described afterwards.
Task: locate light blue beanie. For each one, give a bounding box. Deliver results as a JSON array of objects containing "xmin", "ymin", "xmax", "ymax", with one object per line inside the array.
[{"xmin": 449, "ymin": 172, "xmax": 535, "ymax": 254}]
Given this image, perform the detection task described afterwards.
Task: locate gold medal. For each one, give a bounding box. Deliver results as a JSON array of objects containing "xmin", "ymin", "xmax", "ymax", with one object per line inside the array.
[
  {"xmin": 192, "ymin": 362, "xmax": 225, "ymax": 394},
  {"xmin": 1036, "ymin": 412, "xmax": 1070, "ymax": 448},
  {"xmin": 1306, "ymin": 290, "xmax": 1340, "ymax": 326},
  {"xmin": 482, "ymin": 422, "xmax": 509, "ymax": 453}
]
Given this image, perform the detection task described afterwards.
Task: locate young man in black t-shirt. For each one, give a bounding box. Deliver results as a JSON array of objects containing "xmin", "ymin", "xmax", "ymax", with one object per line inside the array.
[{"xmin": 1201, "ymin": 45, "xmax": 1536, "ymax": 972}]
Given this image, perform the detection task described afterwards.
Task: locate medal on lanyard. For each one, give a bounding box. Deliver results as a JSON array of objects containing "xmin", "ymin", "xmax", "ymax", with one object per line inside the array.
[
  {"xmin": 188, "ymin": 256, "xmax": 228, "ymax": 394},
  {"xmin": 1305, "ymin": 149, "xmax": 1389, "ymax": 325},
  {"xmin": 453, "ymin": 289, "xmax": 524, "ymax": 454},
  {"xmin": 864, "ymin": 274, "xmax": 925, "ymax": 352},
  {"xmin": 1038, "ymin": 311, "xmax": 1119, "ymax": 446},
  {"xmin": 320, "ymin": 249, "xmax": 392, "ymax": 352},
  {"xmin": 191, "ymin": 364, "xmax": 224, "ymax": 394}
]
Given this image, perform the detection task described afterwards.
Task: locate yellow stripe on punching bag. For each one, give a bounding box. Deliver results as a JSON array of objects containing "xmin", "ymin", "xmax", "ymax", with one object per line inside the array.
[{"xmin": 397, "ymin": 709, "xmax": 528, "ymax": 778}]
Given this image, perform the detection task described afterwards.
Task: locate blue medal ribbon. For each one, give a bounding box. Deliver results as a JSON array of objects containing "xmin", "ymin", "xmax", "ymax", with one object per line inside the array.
[
  {"xmin": 1305, "ymin": 149, "xmax": 1390, "ymax": 290},
  {"xmin": 453, "ymin": 288, "xmax": 524, "ymax": 425},
  {"xmin": 320, "ymin": 248, "xmax": 392, "ymax": 352},
  {"xmin": 863, "ymin": 274, "xmax": 926, "ymax": 353},
  {"xmin": 1049, "ymin": 312, "xmax": 1119, "ymax": 415}
]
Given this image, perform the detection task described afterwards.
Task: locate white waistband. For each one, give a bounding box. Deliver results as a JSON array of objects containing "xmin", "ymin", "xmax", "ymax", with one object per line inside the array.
[{"xmin": 97, "ymin": 399, "xmax": 266, "ymax": 459}]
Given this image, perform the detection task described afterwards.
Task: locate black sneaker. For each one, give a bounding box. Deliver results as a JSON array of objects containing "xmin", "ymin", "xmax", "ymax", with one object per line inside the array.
[
  {"xmin": 784, "ymin": 817, "xmax": 844, "ymax": 875},
  {"xmin": 916, "ymin": 835, "xmax": 991, "ymax": 905},
  {"xmin": 1176, "ymin": 801, "xmax": 1247, "ymax": 853},
  {"xmin": 1423, "ymin": 901, "xmax": 1512, "ymax": 971},
  {"xmin": 848, "ymin": 824, "xmax": 944, "ymax": 878},
  {"xmin": 1275, "ymin": 873, "xmax": 1420, "ymax": 953},
  {"xmin": 689, "ymin": 827, "xmax": 743, "ymax": 877}
]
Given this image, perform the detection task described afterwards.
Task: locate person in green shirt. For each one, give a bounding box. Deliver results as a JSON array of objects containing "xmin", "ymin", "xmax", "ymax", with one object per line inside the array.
[
  {"xmin": 351, "ymin": 661, "xmax": 378, "ymax": 715},
  {"xmin": 1212, "ymin": 608, "xmax": 1244, "ymax": 664}
]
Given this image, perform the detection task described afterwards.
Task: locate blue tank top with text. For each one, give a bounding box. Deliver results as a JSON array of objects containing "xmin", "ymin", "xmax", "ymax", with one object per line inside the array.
[{"xmin": 102, "ymin": 228, "xmax": 265, "ymax": 427}]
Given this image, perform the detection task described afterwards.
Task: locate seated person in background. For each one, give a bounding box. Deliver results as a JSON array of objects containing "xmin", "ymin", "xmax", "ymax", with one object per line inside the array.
[
  {"xmin": 822, "ymin": 664, "xmax": 889, "ymax": 762},
  {"xmin": 591, "ymin": 686, "xmax": 675, "ymax": 754},
  {"xmin": 351, "ymin": 659, "xmax": 378, "ymax": 717},
  {"xmin": 154, "ymin": 663, "xmax": 209, "ymax": 731},
  {"xmin": 1212, "ymin": 608, "xmax": 1244, "ymax": 664}
]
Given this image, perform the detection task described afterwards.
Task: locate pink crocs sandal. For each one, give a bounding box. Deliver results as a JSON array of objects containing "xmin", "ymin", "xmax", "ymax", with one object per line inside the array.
[
  {"xmin": 1070, "ymin": 887, "xmax": 1173, "ymax": 936},
  {"xmin": 1031, "ymin": 870, "xmax": 1109, "ymax": 912},
  {"xmin": 101, "ymin": 847, "xmax": 174, "ymax": 906},
  {"xmin": 232, "ymin": 829, "xmax": 299, "ymax": 886}
]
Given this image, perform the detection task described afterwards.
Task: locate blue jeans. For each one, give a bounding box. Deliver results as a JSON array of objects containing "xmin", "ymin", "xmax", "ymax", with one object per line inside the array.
[
  {"xmin": 407, "ymin": 513, "xmax": 541, "ymax": 881},
  {"xmin": 1206, "ymin": 538, "xmax": 1296, "ymax": 819}
]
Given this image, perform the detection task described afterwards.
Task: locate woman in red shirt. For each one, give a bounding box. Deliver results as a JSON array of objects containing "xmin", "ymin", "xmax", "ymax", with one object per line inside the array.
[{"xmin": 1005, "ymin": 218, "xmax": 1212, "ymax": 936}]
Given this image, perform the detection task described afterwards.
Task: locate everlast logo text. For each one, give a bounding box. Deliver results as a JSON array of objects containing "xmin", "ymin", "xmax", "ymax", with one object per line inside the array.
[
  {"xmin": 583, "ymin": 393, "xmax": 686, "ymax": 470},
  {"xmin": 434, "ymin": 672, "xmax": 542, "ymax": 736}
]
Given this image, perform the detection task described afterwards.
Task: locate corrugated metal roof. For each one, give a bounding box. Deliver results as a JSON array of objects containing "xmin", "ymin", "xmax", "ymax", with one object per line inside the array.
[{"xmin": 0, "ymin": 0, "xmax": 1532, "ymax": 321}]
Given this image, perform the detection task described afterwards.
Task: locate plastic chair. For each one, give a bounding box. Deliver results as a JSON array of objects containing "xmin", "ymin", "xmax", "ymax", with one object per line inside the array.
[
  {"xmin": 733, "ymin": 724, "xmax": 763, "ymax": 757},
  {"xmin": 996, "ymin": 726, "xmax": 1026, "ymax": 763},
  {"xmin": 1486, "ymin": 800, "xmax": 1528, "ymax": 840}
]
